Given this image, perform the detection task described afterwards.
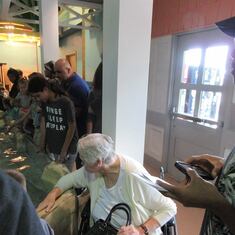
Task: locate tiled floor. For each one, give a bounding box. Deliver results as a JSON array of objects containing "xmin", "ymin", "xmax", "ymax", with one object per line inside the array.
[{"xmin": 144, "ymin": 160, "xmax": 204, "ymax": 235}]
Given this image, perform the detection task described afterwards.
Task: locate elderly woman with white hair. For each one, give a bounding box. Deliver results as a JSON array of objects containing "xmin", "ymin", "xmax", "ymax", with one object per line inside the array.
[{"xmin": 37, "ymin": 133, "xmax": 176, "ymax": 235}]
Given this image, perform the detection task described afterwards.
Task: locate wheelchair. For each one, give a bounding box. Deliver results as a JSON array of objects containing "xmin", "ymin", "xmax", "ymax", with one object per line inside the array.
[{"xmin": 78, "ymin": 166, "xmax": 178, "ymax": 235}]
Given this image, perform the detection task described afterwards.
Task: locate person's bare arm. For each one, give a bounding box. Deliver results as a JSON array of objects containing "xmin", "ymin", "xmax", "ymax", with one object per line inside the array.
[
  {"xmin": 158, "ymin": 169, "xmax": 235, "ymax": 234},
  {"xmin": 39, "ymin": 116, "xmax": 46, "ymax": 152},
  {"xmin": 86, "ymin": 119, "xmax": 93, "ymax": 134},
  {"xmin": 6, "ymin": 109, "xmax": 31, "ymax": 133},
  {"xmin": 186, "ymin": 154, "xmax": 224, "ymax": 178},
  {"xmin": 58, "ymin": 121, "xmax": 76, "ymax": 162},
  {"xmin": 37, "ymin": 187, "xmax": 63, "ymax": 213},
  {"xmin": 74, "ymin": 106, "xmax": 82, "ymax": 118}
]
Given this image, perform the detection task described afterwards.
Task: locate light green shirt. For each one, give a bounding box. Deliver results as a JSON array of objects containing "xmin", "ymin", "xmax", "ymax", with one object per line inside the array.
[{"xmin": 56, "ymin": 156, "xmax": 177, "ymax": 235}]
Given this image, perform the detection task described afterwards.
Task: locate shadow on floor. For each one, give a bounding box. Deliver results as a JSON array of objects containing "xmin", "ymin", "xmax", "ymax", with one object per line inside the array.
[{"xmin": 144, "ymin": 159, "xmax": 204, "ymax": 235}]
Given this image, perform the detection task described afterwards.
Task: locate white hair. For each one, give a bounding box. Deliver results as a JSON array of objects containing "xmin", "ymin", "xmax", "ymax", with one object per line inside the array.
[{"xmin": 78, "ymin": 133, "xmax": 115, "ymax": 165}]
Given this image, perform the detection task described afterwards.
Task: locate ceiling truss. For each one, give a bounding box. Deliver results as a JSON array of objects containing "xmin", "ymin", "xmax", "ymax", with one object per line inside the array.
[
  {"xmin": 60, "ymin": 4, "xmax": 101, "ymax": 30},
  {"xmin": 0, "ymin": 0, "xmax": 102, "ymax": 31}
]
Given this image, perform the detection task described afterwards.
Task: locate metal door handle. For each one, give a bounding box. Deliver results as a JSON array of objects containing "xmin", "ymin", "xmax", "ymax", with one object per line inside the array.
[{"xmin": 171, "ymin": 112, "xmax": 223, "ymax": 128}]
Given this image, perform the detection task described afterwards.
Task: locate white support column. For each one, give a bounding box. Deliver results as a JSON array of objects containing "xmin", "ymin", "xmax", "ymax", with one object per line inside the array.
[
  {"xmin": 102, "ymin": 0, "xmax": 153, "ymax": 163},
  {"xmin": 39, "ymin": 0, "xmax": 59, "ymax": 66},
  {"xmin": 0, "ymin": 0, "xmax": 11, "ymax": 20}
]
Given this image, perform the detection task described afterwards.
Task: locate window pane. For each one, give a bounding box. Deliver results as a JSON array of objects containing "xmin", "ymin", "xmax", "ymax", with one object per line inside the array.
[
  {"xmin": 178, "ymin": 89, "xmax": 196, "ymax": 116},
  {"xmin": 181, "ymin": 48, "xmax": 201, "ymax": 84},
  {"xmin": 198, "ymin": 91, "xmax": 221, "ymax": 121},
  {"xmin": 202, "ymin": 46, "xmax": 228, "ymax": 86}
]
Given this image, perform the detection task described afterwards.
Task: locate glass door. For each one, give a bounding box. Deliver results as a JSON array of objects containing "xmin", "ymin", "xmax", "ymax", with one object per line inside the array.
[
  {"xmin": 177, "ymin": 45, "xmax": 228, "ymax": 127},
  {"xmin": 168, "ymin": 29, "xmax": 233, "ymax": 179}
]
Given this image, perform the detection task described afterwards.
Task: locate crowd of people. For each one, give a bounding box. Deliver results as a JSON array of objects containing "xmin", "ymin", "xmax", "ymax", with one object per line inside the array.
[
  {"xmin": 0, "ymin": 59, "xmax": 102, "ymax": 170},
  {"xmin": 0, "ymin": 59, "xmax": 178, "ymax": 235},
  {"xmin": 0, "ymin": 51, "xmax": 234, "ymax": 235}
]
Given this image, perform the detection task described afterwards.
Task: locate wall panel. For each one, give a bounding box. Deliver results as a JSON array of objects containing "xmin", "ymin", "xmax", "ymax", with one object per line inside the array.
[{"xmin": 152, "ymin": 0, "xmax": 235, "ymax": 37}]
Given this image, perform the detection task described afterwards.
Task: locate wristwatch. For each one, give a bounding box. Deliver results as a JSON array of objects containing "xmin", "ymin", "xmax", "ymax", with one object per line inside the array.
[{"xmin": 140, "ymin": 224, "xmax": 149, "ymax": 235}]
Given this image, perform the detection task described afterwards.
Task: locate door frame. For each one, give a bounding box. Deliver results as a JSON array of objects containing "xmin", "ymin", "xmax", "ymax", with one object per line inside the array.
[
  {"xmin": 66, "ymin": 52, "xmax": 77, "ymax": 72},
  {"xmin": 165, "ymin": 27, "xmax": 233, "ymax": 176}
]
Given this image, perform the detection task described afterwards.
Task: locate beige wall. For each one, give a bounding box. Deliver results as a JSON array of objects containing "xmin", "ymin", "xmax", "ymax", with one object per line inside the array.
[
  {"xmin": 59, "ymin": 32, "xmax": 83, "ymax": 78},
  {"xmin": 59, "ymin": 29, "xmax": 102, "ymax": 83},
  {"xmin": 0, "ymin": 40, "xmax": 40, "ymax": 89}
]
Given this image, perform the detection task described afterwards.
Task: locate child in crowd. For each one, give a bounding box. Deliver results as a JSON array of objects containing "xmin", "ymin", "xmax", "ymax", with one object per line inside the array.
[
  {"xmin": 5, "ymin": 78, "xmax": 33, "ymax": 134},
  {"xmin": 6, "ymin": 97, "xmax": 41, "ymax": 139},
  {"xmin": 5, "ymin": 169, "xmax": 54, "ymax": 235},
  {"xmin": 2, "ymin": 68, "xmax": 23, "ymax": 112},
  {"xmin": 27, "ymin": 74, "xmax": 78, "ymax": 171},
  {"xmin": 14, "ymin": 78, "xmax": 32, "ymax": 117},
  {"xmin": 7, "ymin": 68, "xmax": 22, "ymax": 98}
]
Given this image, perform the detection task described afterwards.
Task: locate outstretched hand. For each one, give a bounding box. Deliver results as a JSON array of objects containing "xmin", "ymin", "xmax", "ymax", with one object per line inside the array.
[
  {"xmin": 118, "ymin": 225, "xmax": 142, "ymax": 235},
  {"xmin": 186, "ymin": 154, "xmax": 224, "ymax": 178},
  {"xmin": 37, "ymin": 193, "xmax": 56, "ymax": 213},
  {"xmin": 57, "ymin": 150, "xmax": 67, "ymax": 163},
  {"xmin": 157, "ymin": 168, "xmax": 218, "ymax": 208}
]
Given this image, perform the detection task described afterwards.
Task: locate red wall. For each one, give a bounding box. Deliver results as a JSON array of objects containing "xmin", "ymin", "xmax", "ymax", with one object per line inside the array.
[{"xmin": 152, "ymin": 0, "xmax": 235, "ymax": 38}]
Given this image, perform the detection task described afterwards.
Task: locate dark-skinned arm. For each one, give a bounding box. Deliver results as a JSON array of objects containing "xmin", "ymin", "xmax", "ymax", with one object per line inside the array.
[
  {"xmin": 158, "ymin": 169, "xmax": 235, "ymax": 234},
  {"xmin": 39, "ymin": 116, "xmax": 46, "ymax": 152},
  {"xmin": 58, "ymin": 121, "xmax": 76, "ymax": 162}
]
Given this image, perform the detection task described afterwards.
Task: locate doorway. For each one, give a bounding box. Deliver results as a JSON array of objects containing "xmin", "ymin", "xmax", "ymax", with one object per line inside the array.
[
  {"xmin": 66, "ymin": 52, "xmax": 77, "ymax": 72},
  {"xmin": 168, "ymin": 29, "xmax": 233, "ymax": 179}
]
